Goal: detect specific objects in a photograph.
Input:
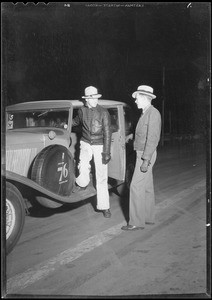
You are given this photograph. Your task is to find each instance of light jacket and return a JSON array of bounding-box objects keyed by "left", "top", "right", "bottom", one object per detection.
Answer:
[
  {"left": 72, "top": 104, "right": 112, "bottom": 154},
  {"left": 134, "top": 105, "right": 161, "bottom": 161}
]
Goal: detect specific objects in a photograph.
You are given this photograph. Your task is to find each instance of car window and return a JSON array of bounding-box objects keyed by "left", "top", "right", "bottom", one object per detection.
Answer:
[
  {"left": 107, "top": 108, "right": 119, "bottom": 133},
  {"left": 7, "top": 109, "right": 69, "bottom": 130},
  {"left": 123, "top": 106, "right": 135, "bottom": 135}
]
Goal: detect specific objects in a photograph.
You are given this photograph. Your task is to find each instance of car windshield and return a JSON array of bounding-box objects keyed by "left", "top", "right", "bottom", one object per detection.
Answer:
[{"left": 7, "top": 109, "right": 69, "bottom": 130}]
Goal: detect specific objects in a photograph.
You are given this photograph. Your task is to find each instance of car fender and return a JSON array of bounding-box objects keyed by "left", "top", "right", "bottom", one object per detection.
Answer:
[{"left": 5, "top": 170, "right": 77, "bottom": 204}]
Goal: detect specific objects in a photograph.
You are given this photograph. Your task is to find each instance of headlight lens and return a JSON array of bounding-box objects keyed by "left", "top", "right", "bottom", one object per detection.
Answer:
[{"left": 48, "top": 130, "right": 56, "bottom": 140}]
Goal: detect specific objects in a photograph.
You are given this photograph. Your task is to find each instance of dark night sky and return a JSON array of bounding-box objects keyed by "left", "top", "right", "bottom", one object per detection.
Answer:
[{"left": 2, "top": 2, "right": 210, "bottom": 135}]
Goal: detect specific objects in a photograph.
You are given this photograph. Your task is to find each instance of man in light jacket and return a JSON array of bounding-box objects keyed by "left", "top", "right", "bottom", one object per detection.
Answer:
[{"left": 122, "top": 85, "right": 161, "bottom": 230}]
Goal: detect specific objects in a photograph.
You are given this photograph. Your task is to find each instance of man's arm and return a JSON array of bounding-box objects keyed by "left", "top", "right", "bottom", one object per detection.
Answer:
[
  {"left": 140, "top": 110, "right": 161, "bottom": 172},
  {"left": 72, "top": 108, "right": 82, "bottom": 127},
  {"left": 102, "top": 110, "right": 112, "bottom": 164},
  {"left": 142, "top": 110, "right": 161, "bottom": 161}
]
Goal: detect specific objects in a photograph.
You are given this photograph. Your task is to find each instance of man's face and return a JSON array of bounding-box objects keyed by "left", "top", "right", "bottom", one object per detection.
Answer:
[
  {"left": 135, "top": 94, "right": 150, "bottom": 109},
  {"left": 86, "top": 97, "right": 99, "bottom": 108}
]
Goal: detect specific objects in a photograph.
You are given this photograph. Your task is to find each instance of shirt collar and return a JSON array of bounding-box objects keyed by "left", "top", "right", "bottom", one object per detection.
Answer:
[
  {"left": 87, "top": 104, "right": 99, "bottom": 111},
  {"left": 142, "top": 104, "right": 151, "bottom": 114}
]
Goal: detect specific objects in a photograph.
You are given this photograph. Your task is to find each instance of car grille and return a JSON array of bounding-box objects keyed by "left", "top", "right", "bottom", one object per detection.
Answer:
[{"left": 6, "top": 148, "right": 38, "bottom": 176}]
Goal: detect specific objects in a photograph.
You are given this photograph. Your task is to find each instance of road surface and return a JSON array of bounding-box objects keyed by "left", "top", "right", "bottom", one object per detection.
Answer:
[{"left": 3, "top": 143, "right": 209, "bottom": 298}]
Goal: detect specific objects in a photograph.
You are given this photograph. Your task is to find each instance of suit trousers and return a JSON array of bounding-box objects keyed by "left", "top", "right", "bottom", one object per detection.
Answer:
[
  {"left": 129, "top": 150, "right": 157, "bottom": 227},
  {"left": 76, "top": 140, "right": 110, "bottom": 210}
]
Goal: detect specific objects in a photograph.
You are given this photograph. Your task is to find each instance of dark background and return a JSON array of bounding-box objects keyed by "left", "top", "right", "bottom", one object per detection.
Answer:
[{"left": 2, "top": 2, "right": 210, "bottom": 138}]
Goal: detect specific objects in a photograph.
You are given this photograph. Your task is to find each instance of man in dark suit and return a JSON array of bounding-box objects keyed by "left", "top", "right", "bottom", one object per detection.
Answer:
[{"left": 122, "top": 85, "right": 161, "bottom": 230}]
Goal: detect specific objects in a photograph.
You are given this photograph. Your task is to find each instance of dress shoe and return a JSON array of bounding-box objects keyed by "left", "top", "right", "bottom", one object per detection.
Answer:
[
  {"left": 121, "top": 224, "right": 144, "bottom": 231},
  {"left": 103, "top": 209, "right": 111, "bottom": 218}
]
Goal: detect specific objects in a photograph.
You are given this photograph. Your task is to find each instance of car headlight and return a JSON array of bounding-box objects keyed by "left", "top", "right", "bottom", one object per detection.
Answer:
[{"left": 48, "top": 130, "right": 56, "bottom": 140}]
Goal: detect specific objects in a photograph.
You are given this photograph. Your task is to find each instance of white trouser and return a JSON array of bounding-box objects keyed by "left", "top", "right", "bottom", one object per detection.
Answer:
[{"left": 76, "top": 140, "right": 110, "bottom": 210}]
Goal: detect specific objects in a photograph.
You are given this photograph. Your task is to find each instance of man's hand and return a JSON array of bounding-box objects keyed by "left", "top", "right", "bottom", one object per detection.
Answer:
[
  {"left": 140, "top": 159, "right": 150, "bottom": 173},
  {"left": 102, "top": 153, "right": 111, "bottom": 165},
  {"left": 125, "top": 133, "right": 133, "bottom": 143}
]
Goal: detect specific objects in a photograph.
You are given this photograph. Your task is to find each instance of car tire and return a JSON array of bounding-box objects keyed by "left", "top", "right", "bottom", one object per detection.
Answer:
[
  {"left": 6, "top": 182, "right": 25, "bottom": 254},
  {"left": 31, "top": 145, "right": 75, "bottom": 208}
]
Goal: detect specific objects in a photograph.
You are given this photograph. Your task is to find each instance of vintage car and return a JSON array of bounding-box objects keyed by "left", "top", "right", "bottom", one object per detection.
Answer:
[{"left": 4, "top": 99, "right": 136, "bottom": 254}]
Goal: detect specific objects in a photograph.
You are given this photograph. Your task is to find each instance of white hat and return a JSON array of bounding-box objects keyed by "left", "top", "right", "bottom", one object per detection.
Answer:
[
  {"left": 82, "top": 86, "right": 102, "bottom": 99},
  {"left": 132, "top": 85, "right": 156, "bottom": 99}
]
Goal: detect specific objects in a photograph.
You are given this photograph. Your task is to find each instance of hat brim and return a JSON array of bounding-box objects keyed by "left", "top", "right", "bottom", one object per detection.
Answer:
[
  {"left": 82, "top": 94, "right": 102, "bottom": 99},
  {"left": 132, "top": 91, "right": 156, "bottom": 99}
]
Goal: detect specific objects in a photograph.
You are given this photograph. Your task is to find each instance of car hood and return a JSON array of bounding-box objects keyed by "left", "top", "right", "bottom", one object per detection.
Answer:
[{"left": 6, "top": 128, "right": 64, "bottom": 145}]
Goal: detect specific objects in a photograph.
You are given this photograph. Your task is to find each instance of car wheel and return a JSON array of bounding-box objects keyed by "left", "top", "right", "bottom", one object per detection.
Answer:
[
  {"left": 6, "top": 182, "right": 25, "bottom": 254},
  {"left": 31, "top": 145, "right": 75, "bottom": 208}
]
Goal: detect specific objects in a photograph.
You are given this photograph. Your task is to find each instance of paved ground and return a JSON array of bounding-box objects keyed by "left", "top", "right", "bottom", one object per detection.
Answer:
[{"left": 4, "top": 142, "right": 210, "bottom": 298}]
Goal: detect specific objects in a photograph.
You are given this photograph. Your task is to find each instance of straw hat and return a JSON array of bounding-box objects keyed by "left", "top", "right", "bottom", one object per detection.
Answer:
[
  {"left": 82, "top": 86, "right": 102, "bottom": 99},
  {"left": 132, "top": 85, "right": 156, "bottom": 99}
]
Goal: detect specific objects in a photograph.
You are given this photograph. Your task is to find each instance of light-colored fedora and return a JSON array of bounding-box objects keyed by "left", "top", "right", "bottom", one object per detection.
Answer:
[
  {"left": 82, "top": 86, "right": 102, "bottom": 99},
  {"left": 132, "top": 85, "right": 156, "bottom": 99}
]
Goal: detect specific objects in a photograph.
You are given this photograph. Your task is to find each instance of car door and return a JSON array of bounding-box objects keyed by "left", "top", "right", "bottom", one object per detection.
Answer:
[{"left": 106, "top": 105, "right": 126, "bottom": 181}]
